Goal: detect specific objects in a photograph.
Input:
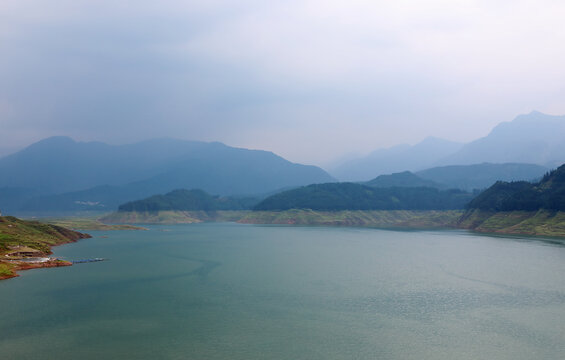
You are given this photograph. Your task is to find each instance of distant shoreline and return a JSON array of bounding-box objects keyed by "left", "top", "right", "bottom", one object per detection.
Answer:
[
  {"left": 4, "top": 208, "right": 565, "bottom": 281},
  {"left": 101, "top": 209, "right": 462, "bottom": 229},
  {"left": 99, "top": 209, "right": 565, "bottom": 238}
]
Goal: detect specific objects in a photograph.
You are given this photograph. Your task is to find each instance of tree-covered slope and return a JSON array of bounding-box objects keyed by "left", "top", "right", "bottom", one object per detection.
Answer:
[
  {"left": 254, "top": 183, "right": 474, "bottom": 211},
  {"left": 117, "top": 189, "right": 259, "bottom": 212},
  {"left": 467, "top": 164, "right": 565, "bottom": 211},
  {"left": 366, "top": 171, "right": 445, "bottom": 189}
]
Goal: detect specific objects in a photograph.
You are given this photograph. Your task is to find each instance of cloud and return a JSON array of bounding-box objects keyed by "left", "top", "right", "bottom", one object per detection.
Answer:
[{"left": 1, "top": 0, "right": 565, "bottom": 163}]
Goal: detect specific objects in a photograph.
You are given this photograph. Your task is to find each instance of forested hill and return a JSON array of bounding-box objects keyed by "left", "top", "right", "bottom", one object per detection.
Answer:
[
  {"left": 366, "top": 171, "right": 444, "bottom": 189},
  {"left": 253, "top": 183, "right": 474, "bottom": 211},
  {"left": 467, "top": 164, "right": 565, "bottom": 211},
  {"left": 118, "top": 189, "right": 259, "bottom": 212}
]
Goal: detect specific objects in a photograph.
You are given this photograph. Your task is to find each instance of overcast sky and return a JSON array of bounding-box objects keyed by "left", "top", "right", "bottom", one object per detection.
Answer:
[{"left": 1, "top": 0, "right": 565, "bottom": 165}]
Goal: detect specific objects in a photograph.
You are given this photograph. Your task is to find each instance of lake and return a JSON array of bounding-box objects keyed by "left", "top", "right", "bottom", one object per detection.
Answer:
[{"left": 1, "top": 223, "right": 565, "bottom": 359}]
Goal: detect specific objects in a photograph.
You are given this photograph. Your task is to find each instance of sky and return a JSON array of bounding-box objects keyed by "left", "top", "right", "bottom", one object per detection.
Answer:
[{"left": 1, "top": 0, "right": 565, "bottom": 166}]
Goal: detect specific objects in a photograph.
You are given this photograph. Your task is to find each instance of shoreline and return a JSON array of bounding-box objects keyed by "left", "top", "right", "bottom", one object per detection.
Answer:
[
  {"left": 100, "top": 209, "right": 565, "bottom": 238},
  {"left": 0, "top": 259, "right": 72, "bottom": 280},
  {"left": 0, "top": 216, "right": 91, "bottom": 281}
]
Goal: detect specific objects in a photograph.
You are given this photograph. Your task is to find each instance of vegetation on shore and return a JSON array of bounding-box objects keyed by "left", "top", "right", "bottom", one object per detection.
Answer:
[
  {"left": 239, "top": 209, "right": 464, "bottom": 228},
  {"left": 458, "top": 209, "right": 565, "bottom": 237},
  {"left": 101, "top": 208, "right": 463, "bottom": 228},
  {"left": 0, "top": 216, "right": 90, "bottom": 280},
  {"left": 37, "top": 217, "right": 145, "bottom": 230},
  {"left": 454, "top": 164, "right": 565, "bottom": 237},
  {"left": 100, "top": 210, "right": 249, "bottom": 224},
  {"left": 91, "top": 206, "right": 565, "bottom": 238},
  {"left": 101, "top": 164, "right": 565, "bottom": 237}
]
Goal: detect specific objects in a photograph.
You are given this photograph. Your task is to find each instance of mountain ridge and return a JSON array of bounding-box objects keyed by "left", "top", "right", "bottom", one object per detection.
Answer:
[
  {"left": 331, "top": 111, "right": 565, "bottom": 182},
  {"left": 330, "top": 136, "right": 463, "bottom": 181},
  {"left": 438, "top": 111, "right": 565, "bottom": 167},
  {"left": 0, "top": 137, "right": 334, "bottom": 214}
]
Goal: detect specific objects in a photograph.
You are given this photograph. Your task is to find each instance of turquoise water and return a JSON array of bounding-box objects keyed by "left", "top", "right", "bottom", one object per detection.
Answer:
[{"left": 2, "top": 223, "right": 565, "bottom": 359}]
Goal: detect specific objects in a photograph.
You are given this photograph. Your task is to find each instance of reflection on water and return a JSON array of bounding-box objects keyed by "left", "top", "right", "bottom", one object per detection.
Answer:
[{"left": 1, "top": 224, "right": 565, "bottom": 360}]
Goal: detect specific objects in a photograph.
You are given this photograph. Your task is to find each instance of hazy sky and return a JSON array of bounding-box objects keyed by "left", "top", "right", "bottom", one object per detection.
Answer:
[{"left": 2, "top": 0, "right": 565, "bottom": 165}]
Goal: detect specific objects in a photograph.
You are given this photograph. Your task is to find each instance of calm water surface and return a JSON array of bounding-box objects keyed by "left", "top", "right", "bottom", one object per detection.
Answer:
[{"left": 2, "top": 223, "right": 565, "bottom": 359}]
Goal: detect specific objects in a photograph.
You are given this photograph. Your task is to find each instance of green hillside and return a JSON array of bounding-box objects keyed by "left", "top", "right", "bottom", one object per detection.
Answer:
[
  {"left": 366, "top": 171, "right": 444, "bottom": 189},
  {"left": 0, "top": 216, "right": 90, "bottom": 254},
  {"left": 456, "top": 164, "right": 565, "bottom": 237},
  {"left": 467, "top": 164, "right": 565, "bottom": 211},
  {"left": 254, "top": 183, "right": 474, "bottom": 211},
  {"left": 117, "top": 189, "right": 259, "bottom": 212},
  {"left": 0, "top": 216, "right": 91, "bottom": 279}
]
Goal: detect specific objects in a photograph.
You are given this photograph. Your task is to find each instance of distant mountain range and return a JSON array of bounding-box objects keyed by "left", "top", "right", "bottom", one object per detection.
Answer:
[
  {"left": 331, "top": 137, "right": 463, "bottom": 181},
  {"left": 363, "top": 163, "right": 547, "bottom": 192},
  {"left": 439, "top": 111, "right": 565, "bottom": 167},
  {"left": 415, "top": 163, "right": 548, "bottom": 191},
  {"left": 105, "top": 163, "right": 545, "bottom": 215},
  {"left": 0, "top": 137, "right": 334, "bottom": 214},
  {"left": 2, "top": 110, "right": 564, "bottom": 214},
  {"left": 331, "top": 111, "right": 565, "bottom": 181}
]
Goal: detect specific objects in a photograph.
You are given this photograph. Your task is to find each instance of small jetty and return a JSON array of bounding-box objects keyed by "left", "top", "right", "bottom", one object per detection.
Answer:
[{"left": 71, "top": 258, "right": 106, "bottom": 264}]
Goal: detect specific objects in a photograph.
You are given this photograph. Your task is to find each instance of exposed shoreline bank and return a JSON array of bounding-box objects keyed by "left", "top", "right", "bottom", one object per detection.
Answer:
[
  {"left": 0, "top": 259, "right": 72, "bottom": 280},
  {"left": 0, "top": 216, "right": 91, "bottom": 280},
  {"left": 100, "top": 209, "right": 565, "bottom": 238}
]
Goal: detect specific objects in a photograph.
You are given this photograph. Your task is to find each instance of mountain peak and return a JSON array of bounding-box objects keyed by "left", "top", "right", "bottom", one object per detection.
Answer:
[
  {"left": 438, "top": 111, "right": 565, "bottom": 166},
  {"left": 512, "top": 110, "right": 565, "bottom": 123},
  {"left": 33, "top": 136, "right": 76, "bottom": 146}
]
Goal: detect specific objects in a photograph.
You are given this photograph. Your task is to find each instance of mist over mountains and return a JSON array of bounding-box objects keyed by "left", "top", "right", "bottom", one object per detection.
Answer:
[
  {"left": 415, "top": 163, "right": 548, "bottom": 191},
  {"left": 331, "top": 111, "right": 565, "bottom": 181},
  {"left": 331, "top": 137, "right": 463, "bottom": 182},
  {"left": 438, "top": 111, "right": 565, "bottom": 167},
  {"left": 0, "top": 137, "right": 334, "bottom": 214},
  {"left": 0, "top": 110, "right": 563, "bottom": 215}
]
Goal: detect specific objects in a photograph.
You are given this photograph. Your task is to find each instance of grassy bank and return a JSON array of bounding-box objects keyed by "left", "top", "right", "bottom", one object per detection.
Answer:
[
  {"left": 239, "top": 209, "right": 464, "bottom": 228},
  {"left": 458, "top": 209, "right": 565, "bottom": 237},
  {"left": 100, "top": 209, "right": 463, "bottom": 228},
  {"left": 100, "top": 210, "right": 250, "bottom": 224},
  {"left": 0, "top": 216, "right": 90, "bottom": 254},
  {"left": 37, "top": 216, "right": 145, "bottom": 230},
  {"left": 0, "top": 216, "right": 90, "bottom": 280},
  {"left": 98, "top": 208, "right": 565, "bottom": 237}
]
